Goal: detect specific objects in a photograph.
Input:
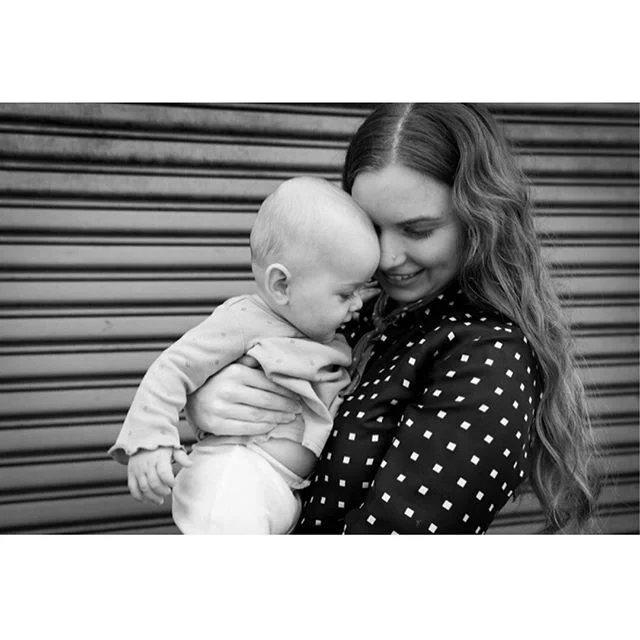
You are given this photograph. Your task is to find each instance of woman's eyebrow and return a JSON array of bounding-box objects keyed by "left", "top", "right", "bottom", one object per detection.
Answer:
[{"left": 397, "top": 215, "right": 443, "bottom": 225}]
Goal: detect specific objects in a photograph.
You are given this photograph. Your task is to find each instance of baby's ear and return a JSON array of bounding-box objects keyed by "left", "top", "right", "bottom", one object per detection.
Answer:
[{"left": 265, "top": 263, "right": 291, "bottom": 305}]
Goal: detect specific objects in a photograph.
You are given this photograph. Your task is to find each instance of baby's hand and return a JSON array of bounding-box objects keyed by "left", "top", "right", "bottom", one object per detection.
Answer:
[
  {"left": 358, "top": 280, "right": 381, "bottom": 304},
  {"left": 127, "top": 447, "right": 192, "bottom": 505}
]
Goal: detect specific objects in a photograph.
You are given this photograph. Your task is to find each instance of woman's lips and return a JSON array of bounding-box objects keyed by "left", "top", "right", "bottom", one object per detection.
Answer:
[{"left": 380, "top": 269, "right": 425, "bottom": 285}]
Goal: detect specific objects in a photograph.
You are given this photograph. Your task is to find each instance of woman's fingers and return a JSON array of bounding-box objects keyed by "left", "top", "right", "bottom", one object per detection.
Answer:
[
  {"left": 236, "top": 354, "right": 260, "bottom": 368},
  {"left": 193, "top": 365, "right": 301, "bottom": 414},
  {"left": 233, "top": 365, "right": 299, "bottom": 400},
  {"left": 186, "top": 360, "right": 302, "bottom": 435},
  {"left": 237, "top": 403, "right": 298, "bottom": 424},
  {"left": 230, "top": 386, "right": 301, "bottom": 415},
  {"left": 187, "top": 391, "right": 297, "bottom": 425}
]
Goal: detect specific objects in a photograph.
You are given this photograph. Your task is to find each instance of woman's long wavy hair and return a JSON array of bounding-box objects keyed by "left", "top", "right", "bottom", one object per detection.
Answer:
[{"left": 342, "top": 103, "right": 601, "bottom": 533}]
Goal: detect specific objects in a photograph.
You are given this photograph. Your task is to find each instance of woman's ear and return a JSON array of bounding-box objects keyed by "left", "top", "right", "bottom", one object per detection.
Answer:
[{"left": 265, "top": 263, "right": 291, "bottom": 305}]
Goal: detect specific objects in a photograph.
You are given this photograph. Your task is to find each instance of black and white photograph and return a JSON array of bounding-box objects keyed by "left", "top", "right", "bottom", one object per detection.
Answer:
[
  {"left": 1, "top": 102, "right": 637, "bottom": 536},
  {"left": 1, "top": 4, "right": 638, "bottom": 638}
]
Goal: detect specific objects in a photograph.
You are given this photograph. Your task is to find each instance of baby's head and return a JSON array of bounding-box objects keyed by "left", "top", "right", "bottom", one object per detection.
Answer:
[{"left": 251, "top": 177, "right": 380, "bottom": 343}]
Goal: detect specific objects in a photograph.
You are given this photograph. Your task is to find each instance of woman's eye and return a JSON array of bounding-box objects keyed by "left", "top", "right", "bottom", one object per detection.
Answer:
[{"left": 403, "top": 226, "right": 434, "bottom": 238}]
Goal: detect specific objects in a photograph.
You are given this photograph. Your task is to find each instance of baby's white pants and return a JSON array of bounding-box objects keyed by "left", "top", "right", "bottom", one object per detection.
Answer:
[{"left": 172, "top": 442, "right": 307, "bottom": 534}]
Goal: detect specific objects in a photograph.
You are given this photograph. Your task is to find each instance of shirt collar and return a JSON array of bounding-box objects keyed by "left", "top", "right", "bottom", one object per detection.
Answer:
[{"left": 371, "top": 280, "right": 464, "bottom": 330}]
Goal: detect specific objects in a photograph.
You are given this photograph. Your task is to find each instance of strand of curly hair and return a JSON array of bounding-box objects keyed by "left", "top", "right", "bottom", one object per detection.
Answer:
[{"left": 342, "top": 103, "right": 602, "bottom": 532}]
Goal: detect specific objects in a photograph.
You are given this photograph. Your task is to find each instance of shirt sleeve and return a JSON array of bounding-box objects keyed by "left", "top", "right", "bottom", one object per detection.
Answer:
[
  {"left": 108, "top": 305, "right": 246, "bottom": 464},
  {"left": 343, "top": 329, "right": 541, "bottom": 534}
]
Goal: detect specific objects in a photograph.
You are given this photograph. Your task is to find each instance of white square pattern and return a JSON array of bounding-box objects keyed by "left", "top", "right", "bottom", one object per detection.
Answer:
[{"left": 301, "top": 289, "right": 539, "bottom": 535}]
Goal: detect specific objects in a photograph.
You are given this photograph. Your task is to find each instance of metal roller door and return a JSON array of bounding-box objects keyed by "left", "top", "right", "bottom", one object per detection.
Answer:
[{"left": 0, "top": 103, "right": 637, "bottom": 534}]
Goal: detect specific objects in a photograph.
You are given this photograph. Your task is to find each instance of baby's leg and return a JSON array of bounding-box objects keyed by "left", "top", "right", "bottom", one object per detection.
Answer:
[{"left": 172, "top": 443, "right": 301, "bottom": 534}]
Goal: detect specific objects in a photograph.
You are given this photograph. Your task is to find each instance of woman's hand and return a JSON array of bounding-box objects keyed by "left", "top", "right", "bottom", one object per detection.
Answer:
[{"left": 185, "top": 356, "right": 302, "bottom": 436}]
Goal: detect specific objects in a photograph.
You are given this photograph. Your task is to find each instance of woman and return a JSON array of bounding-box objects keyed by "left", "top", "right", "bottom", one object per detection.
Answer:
[{"left": 186, "top": 103, "right": 601, "bottom": 534}]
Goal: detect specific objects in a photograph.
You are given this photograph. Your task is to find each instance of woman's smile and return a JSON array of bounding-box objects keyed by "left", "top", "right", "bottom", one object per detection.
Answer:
[
  {"left": 379, "top": 268, "right": 425, "bottom": 285},
  {"left": 352, "top": 164, "right": 461, "bottom": 305}
]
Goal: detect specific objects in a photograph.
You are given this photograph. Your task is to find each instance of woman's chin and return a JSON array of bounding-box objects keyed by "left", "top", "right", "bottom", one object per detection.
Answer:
[
  {"left": 382, "top": 280, "right": 428, "bottom": 304},
  {"left": 384, "top": 280, "right": 447, "bottom": 306}
]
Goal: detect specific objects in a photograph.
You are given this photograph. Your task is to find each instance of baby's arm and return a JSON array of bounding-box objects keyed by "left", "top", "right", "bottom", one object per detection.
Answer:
[{"left": 109, "top": 304, "right": 246, "bottom": 472}]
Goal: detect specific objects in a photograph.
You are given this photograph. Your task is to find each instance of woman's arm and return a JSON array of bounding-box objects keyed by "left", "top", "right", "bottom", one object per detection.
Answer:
[
  {"left": 185, "top": 356, "right": 303, "bottom": 436},
  {"left": 186, "top": 288, "right": 381, "bottom": 436},
  {"left": 342, "top": 331, "right": 541, "bottom": 534}
]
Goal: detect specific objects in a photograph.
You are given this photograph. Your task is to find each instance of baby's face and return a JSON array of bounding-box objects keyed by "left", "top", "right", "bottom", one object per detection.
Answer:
[{"left": 287, "top": 242, "right": 379, "bottom": 343}]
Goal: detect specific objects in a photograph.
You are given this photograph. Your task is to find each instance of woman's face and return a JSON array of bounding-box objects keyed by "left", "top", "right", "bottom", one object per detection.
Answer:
[{"left": 351, "top": 164, "right": 462, "bottom": 305}]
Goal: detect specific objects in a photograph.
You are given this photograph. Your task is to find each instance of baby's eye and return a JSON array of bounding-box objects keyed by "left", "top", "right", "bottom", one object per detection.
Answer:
[{"left": 338, "top": 292, "right": 353, "bottom": 302}]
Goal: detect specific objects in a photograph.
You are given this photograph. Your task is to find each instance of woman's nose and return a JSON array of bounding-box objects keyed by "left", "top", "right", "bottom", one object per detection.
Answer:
[{"left": 378, "top": 231, "right": 405, "bottom": 271}]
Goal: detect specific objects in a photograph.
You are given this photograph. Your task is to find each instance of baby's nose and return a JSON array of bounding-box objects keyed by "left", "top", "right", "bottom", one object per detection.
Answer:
[{"left": 350, "top": 295, "right": 364, "bottom": 312}]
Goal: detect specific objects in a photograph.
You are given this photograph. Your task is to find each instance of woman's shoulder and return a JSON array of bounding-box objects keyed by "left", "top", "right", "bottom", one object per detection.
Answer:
[
  {"left": 421, "top": 311, "right": 541, "bottom": 395},
  {"left": 419, "top": 300, "right": 538, "bottom": 368},
  {"left": 436, "top": 309, "right": 528, "bottom": 344}
]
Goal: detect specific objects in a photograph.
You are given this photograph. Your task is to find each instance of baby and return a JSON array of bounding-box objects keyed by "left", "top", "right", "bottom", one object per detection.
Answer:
[{"left": 109, "top": 177, "right": 380, "bottom": 534}]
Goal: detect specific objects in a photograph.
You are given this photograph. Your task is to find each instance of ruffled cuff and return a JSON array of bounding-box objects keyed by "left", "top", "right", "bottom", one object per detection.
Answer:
[{"left": 108, "top": 440, "right": 186, "bottom": 465}]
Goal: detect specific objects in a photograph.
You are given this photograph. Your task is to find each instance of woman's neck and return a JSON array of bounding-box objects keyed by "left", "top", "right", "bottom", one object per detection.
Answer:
[{"left": 383, "top": 279, "right": 458, "bottom": 314}]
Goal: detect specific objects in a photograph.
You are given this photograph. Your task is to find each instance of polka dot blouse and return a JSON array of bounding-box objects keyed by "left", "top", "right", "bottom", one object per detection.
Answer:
[{"left": 295, "top": 281, "right": 542, "bottom": 535}]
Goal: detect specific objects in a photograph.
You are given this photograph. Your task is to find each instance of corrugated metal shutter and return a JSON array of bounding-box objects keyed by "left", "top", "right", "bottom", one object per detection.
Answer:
[{"left": 0, "top": 103, "right": 637, "bottom": 534}]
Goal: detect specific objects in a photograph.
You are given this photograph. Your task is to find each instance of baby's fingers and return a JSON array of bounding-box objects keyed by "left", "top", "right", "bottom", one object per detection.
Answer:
[
  {"left": 359, "top": 284, "right": 381, "bottom": 304},
  {"left": 136, "top": 471, "right": 166, "bottom": 505},
  {"left": 172, "top": 449, "right": 193, "bottom": 469},
  {"left": 155, "top": 457, "right": 177, "bottom": 489},
  {"left": 128, "top": 474, "right": 144, "bottom": 502},
  {"left": 147, "top": 467, "right": 172, "bottom": 499}
]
